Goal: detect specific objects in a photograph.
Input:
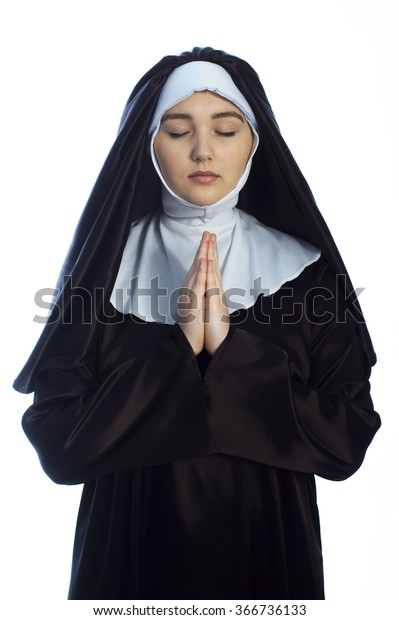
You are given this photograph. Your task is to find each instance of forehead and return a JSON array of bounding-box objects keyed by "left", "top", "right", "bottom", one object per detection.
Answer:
[{"left": 162, "top": 90, "right": 244, "bottom": 117}]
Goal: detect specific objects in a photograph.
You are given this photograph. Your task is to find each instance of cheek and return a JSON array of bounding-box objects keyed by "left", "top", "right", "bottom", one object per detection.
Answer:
[
  {"left": 153, "top": 139, "right": 163, "bottom": 164},
  {"left": 154, "top": 137, "right": 185, "bottom": 177},
  {"left": 239, "top": 139, "right": 254, "bottom": 171},
  {"left": 154, "top": 142, "right": 171, "bottom": 177},
  {"left": 230, "top": 145, "right": 252, "bottom": 178}
]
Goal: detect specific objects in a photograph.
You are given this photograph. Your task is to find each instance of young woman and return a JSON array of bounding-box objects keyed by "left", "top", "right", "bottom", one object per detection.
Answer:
[{"left": 14, "top": 47, "right": 381, "bottom": 600}]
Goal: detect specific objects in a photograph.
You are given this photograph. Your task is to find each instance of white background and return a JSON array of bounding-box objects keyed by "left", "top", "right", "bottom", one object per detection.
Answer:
[{"left": 1, "top": 1, "right": 398, "bottom": 618}]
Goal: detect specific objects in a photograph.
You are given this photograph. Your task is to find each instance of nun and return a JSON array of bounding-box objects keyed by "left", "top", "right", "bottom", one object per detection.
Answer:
[{"left": 14, "top": 47, "right": 381, "bottom": 600}]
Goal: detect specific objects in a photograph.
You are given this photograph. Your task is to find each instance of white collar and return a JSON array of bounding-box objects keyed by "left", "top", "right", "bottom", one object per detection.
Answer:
[{"left": 110, "top": 199, "right": 321, "bottom": 324}]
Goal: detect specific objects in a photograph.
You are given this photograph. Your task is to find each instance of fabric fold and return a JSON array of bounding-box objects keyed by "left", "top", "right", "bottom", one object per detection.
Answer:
[
  {"left": 110, "top": 207, "right": 321, "bottom": 323},
  {"left": 23, "top": 257, "right": 380, "bottom": 485}
]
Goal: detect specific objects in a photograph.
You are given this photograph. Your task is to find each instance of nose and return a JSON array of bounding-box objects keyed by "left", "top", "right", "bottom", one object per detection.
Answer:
[{"left": 191, "top": 132, "right": 213, "bottom": 162}]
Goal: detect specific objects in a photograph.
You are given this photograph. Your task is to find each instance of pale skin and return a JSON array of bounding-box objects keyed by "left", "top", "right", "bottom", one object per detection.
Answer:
[
  {"left": 153, "top": 91, "right": 254, "bottom": 356},
  {"left": 177, "top": 230, "right": 230, "bottom": 356}
]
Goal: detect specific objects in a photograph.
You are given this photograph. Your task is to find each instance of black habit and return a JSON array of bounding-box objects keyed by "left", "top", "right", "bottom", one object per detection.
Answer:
[{"left": 14, "top": 47, "right": 381, "bottom": 600}]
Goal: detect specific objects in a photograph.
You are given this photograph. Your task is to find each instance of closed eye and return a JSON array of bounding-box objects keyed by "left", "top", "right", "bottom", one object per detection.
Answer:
[{"left": 168, "top": 132, "right": 190, "bottom": 139}]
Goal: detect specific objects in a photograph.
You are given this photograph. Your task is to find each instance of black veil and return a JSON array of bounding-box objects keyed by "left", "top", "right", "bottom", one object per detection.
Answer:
[{"left": 14, "top": 46, "right": 375, "bottom": 393}]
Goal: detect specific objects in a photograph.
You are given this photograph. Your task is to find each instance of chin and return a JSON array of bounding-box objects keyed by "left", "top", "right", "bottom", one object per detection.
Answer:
[{"left": 185, "top": 192, "right": 226, "bottom": 206}]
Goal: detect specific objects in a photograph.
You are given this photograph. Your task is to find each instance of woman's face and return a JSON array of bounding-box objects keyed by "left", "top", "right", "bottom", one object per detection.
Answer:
[{"left": 153, "top": 90, "right": 254, "bottom": 206}]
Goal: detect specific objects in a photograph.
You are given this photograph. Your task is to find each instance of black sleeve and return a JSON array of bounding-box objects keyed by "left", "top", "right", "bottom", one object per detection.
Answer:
[
  {"left": 22, "top": 261, "right": 380, "bottom": 485},
  {"left": 202, "top": 261, "right": 381, "bottom": 481},
  {"left": 22, "top": 323, "right": 213, "bottom": 485}
]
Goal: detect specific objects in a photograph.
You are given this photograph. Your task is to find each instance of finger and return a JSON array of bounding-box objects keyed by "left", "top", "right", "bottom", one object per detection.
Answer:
[
  {"left": 207, "top": 244, "right": 223, "bottom": 293},
  {"left": 199, "top": 231, "right": 211, "bottom": 257},
  {"left": 212, "top": 233, "right": 219, "bottom": 262},
  {"left": 206, "top": 258, "right": 215, "bottom": 289},
  {"left": 179, "top": 258, "right": 206, "bottom": 320},
  {"left": 208, "top": 234, "right": 222, "bottom": 274},
  {"left": 187, "top": 236, "right": 208, "bottom": 283},
  {"left": 206, "top": 258, "right": 220, "bottom": 294},
  {"left": 195, "top": 257, "right": 208, "bottom": 285},
  {"left": 184, "top": 232, "right": 211, "bottom": 293},
  {"left": 209, "top": 233, "right": 216, "bottom": 249},
  {"left": 205, "top": 259, "right": 229, "bottom": 324},
  {"left": 190, "top": 231, "right": 209, "bottom": 263},
  {"left": 186, "top": 256, "right": 207, "bottom": 291},
  {"left": 206, "top": 235, "right": 215, "bottom": 265},
  {"left": 192, "top": 233, "right": 209, "bottom": 264}
]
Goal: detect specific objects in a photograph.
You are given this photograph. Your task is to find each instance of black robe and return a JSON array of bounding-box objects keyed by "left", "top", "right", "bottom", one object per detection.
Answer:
[
  {"left": 22, "top": 256, "right": 380, "bottom": 599},
  {"left": 14, "top": 45, "right": 380, "bottom": 601}
]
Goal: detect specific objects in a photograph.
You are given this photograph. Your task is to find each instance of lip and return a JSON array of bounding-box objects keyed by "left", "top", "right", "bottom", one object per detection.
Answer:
[{"left": 188, "top": 170, "right": 220, "bottom": 184}]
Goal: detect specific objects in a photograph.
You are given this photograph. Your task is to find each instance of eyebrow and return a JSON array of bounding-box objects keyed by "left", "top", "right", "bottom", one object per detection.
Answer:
[{"left": 161, "top": 111, "right": 245, "bottom": 123}]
